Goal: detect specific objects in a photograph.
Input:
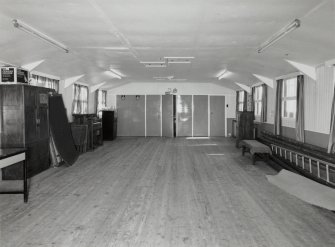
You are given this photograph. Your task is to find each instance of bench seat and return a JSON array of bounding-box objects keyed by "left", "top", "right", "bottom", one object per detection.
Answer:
[{"left": 240, "top": 140, "right": 272, "bottom": 165}]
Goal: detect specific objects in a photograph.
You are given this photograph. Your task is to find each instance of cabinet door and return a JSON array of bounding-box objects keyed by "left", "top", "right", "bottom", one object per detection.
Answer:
[
  {"left": 146, "top": 95, "right": 161, "bottom": 136},
  {"left": 177, "top": 95, "right": 192, "bottom": 136},
  {"left": 210, "top": 96, "right": 225, "bottom": 137},
  {"left": 117, "top": 95, "right": 145, "bottom": 136},
  {"left": 0, "top": 85, "right": 24, "bottom": 147},
  {"left": 162, "top": 95, "right": 173, "bottom": 137},
  {"left": 193, "top": 95, "right": 208, "bottom": 137}
]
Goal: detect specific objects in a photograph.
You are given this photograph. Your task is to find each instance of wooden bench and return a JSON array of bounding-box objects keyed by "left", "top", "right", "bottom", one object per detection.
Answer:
[{"left": 240, "top": 140, "right": 272, "bottom": 165}]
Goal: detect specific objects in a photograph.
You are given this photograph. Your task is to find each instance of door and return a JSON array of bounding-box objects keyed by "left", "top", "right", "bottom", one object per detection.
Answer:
[
  {"left": 177, "top": 95, "right": 192, "bottom": 136},
  {"left": 162, "top": 95, "right": 173, "bottom": 137},
  {"left": 146, "top": 95, "right": 161, "bottom": 136},
  {"left": 117, "top": 95, "right": 145, "bottom": 136},
  {"left": 193, "top": 95, "right": 208, "bottom": 136},
  {"left": 210, "top": 96, "right": 225, "bottom": 136}
]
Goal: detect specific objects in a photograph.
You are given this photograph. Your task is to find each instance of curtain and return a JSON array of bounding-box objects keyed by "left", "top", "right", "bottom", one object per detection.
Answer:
[
  {"left": 236, "top": 91, "right": 239, "bottom": 112},
  {"left": 261, "top": 84, "right": 267, "bottom": 122},
  {"left": 243, "top": 90, "right": 248, "bottom": 111},
  {"left": 328, "top": 82, "right": 335, "bottom": 153},
  {"left": 95, "top": 90, "right": 99, "bottom": 114},
  {"left": 80, "top": 86, "right": 88, "bottom": 114},
  {"left": 251, "top": 87, "right": 255, "bottom": 112},
  {"left": 274, "top": 79, "right": 283, "bottom": 135},
  {"left": 296, "top": 75, "right": 305, "bottom": 142},
  {"left": 72, "top": 84, "right": 81, "bottom": 114}
]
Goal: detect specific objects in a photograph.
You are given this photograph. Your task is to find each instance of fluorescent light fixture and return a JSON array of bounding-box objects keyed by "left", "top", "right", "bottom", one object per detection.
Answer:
[
  {"left": 257, "top": 19, "right": 301, "bottom": 53},
  {"left": 105, "top": 70, "right": 122, "bottom": 79},
  {"left": 140, "top": 61, "right": 167, "bottom": 68},
  {"left": 217, "top": 69, "right": 227, "bottom": 80},
  {"left": 164, "top": 57, "right": 195, "bottom": 59},
  {"left": 13, "top": 19, "right": 69, "bottom": 53},
  {"left": 109, "top": 68, "right": 123, "bottom": 78},
  {"left": 167, "top": 61, "right": 191, "bottom": 64},
  {"left": 164, "top": 56, "right": 194, "bottom": 64}
]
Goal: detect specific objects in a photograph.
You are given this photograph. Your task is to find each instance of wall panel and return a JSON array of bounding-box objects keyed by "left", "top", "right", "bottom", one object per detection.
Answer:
[
  {"left": 193, "top": 95, "right": 208, "bottom": 136},
  {"left": 177, "top": 95, "right": 192, "bottom": 136},
  {"left": 146, "top": 95, "right": 161, "bottom": 136}
]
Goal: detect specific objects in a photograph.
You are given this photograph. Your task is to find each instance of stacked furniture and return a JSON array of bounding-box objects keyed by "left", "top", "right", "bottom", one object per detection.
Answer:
[{"left": 72, "top": 114, "right": 103, "bottom": 150}]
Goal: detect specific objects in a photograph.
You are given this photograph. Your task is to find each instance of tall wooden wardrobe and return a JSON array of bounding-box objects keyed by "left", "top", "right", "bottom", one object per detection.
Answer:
[{"left": 0, "top": 84, "right": 52, "bottom": 179}]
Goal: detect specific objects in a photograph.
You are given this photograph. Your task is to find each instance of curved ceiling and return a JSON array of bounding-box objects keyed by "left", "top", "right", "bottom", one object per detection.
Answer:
[{"left": 0, "top": 0, "right": 334, "bottom": 90}]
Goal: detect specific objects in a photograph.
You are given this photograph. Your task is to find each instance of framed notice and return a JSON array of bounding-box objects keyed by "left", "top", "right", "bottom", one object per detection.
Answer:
[
  {"left": 17, "top": 69, "right": 29, "bottom": 83},
  {"left": 1, "top": 67, "right": 15, "bottom": 82}
]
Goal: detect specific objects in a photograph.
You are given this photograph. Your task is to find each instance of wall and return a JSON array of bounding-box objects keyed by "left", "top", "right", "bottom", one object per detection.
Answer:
[{"left": 259, "top": 64, "right": 335, "bottom": 149}]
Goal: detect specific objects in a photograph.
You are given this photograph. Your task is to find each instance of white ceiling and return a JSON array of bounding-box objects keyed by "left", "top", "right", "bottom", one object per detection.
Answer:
[{"left": 0, "top": 0, "right": 334, "bottom": 90}]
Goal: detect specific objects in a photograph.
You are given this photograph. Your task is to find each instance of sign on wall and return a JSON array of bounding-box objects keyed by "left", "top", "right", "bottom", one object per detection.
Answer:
[
  {"left": 1, "top": 67, "right": 15, "bottom": 82},
  {"left": 17, "top": 69, "right": 29, "bottom": 83}
]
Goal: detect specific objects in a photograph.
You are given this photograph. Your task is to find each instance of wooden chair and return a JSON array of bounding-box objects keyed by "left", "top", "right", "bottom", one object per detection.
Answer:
[{"left": 71, "top": 124, "right": 88, "bottom": 153}]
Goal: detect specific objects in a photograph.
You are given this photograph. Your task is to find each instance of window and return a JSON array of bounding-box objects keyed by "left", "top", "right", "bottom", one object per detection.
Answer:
[
  {"left": 238, "top": 91, "right": 245, "bottom": 111},
  {"left": 97, "top": 90, "right": 107, "bottom": 118},
  {"left": 282, "top": 77, "right": 297, "bottom": 119},
  {"left": 72, "top": 84, "right": 88, "bottom": 114},
  {"left": 254, "top": 86, "right": 263, "bottom": 116},
  {"left": 32, "top": 74, "right": 59, "bottom": 92}
]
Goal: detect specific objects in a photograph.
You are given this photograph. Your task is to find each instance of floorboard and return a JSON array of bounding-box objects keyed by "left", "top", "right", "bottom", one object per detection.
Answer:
[{"left": 1, "top": 137, "right": 335, "bottom": 247}]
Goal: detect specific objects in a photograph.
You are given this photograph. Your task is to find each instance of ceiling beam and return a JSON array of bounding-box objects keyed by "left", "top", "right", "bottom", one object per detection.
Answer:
[
  {"left": 21, "top": 59, "right": 45, "bottom": 71},
  {"left": 285, "top": 59, "right": 316, "bottom": 81},
  {"left": 90, "top": 82, "right": 106, "bottom": 93},
  {"left": 235, "top": 82, "right": 251, "bottom": 94},
  {"left": 64, "top": 74, "right": 85, "bottom": 88},
  {"left": 253, "top": 74, "right": 274, "bottom": 88}
]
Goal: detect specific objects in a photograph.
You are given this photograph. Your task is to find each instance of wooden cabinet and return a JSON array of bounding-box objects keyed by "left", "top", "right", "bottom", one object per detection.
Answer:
[
  {"left": 0, "top": 84, "right": 52, "bottom": 179},
  {"left": 102, "top": 111, "right": 117, "bottom": 140},
  {"left": 235, "top": 111, "right": 254, "bottom": 147}
]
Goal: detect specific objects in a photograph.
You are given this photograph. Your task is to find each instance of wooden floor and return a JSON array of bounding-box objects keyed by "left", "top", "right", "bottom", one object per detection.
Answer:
[{"left": 1, "top": 137, "right": 335, "bottom": 247}]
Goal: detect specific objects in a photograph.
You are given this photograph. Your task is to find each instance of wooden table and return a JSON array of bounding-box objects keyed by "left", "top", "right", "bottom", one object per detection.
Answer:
[{"left": 0, "top": 148, "right": 28, "bottom": 202}]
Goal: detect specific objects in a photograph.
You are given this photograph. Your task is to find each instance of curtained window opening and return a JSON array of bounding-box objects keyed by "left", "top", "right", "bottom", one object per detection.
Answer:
[
  {"left": 282, "top": 77, "right": 297, "bottom": 119},
  {"left": 72, "top": 84, "right": 88, "bottom": 114},
  {"left": 31, "top": 74, "right": 59, "bottom": 92},
  {"left": 97, "top": 90, "right": 107, "bottom": 118},
  {"left": 237, "top": 91, "right": 245, "bottom": 111},
  {"left": 253, "top": 86, "right": 263, "bottom": 117}
]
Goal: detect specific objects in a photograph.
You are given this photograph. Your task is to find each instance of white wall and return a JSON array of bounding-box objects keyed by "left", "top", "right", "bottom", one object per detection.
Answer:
[
  {"left": 106, "top": 82, "right": 236, "bottom": 118},
  {"left": 304, "top": 64, "right": 334, "bottom": 134}
]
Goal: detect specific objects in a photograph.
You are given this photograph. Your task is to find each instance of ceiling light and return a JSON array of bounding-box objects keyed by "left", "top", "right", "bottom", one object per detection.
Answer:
[
  {"left": 140, "top": 61, "right": 166, "bottom": 68},
  {"left": 13, "top": 19, "right": 69, "bottom": 53},
  {"left": 105, "top": 70, "right": 122, "bottom": 79},
  {"left": 109, "top": 68, "right": 123, "bottom": 77},
  {"left": 257, "top": 19, "right": 301, "bottom": 53},
  {"left": 217, "top": 69, "right": 227, "bottom": 80},
  {"left": 164, "top": 57, "right": 195, "bottom": 59},
  {"left": 167, "top": 61, "right": 191, "bottom": 64}
]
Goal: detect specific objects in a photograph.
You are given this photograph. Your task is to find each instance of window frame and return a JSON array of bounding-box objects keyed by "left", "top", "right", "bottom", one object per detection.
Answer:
[
  {"left": 237, "top": 91, "right": 245, "bottom": 111},
  {"left": 253, "top": 85, "right": 263, "bottom": 117},
  {"left": 31, "top": 74, "right": 59, "bottom": 92},
  {"left": 281, "top": 77, "right": 297, "bottom": 120},
  {"left": 72, "top": 83, "right": 89, "bottom": 114},
  {"left": 97, "top": 90, "right": 107, "bottom": 118}
]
